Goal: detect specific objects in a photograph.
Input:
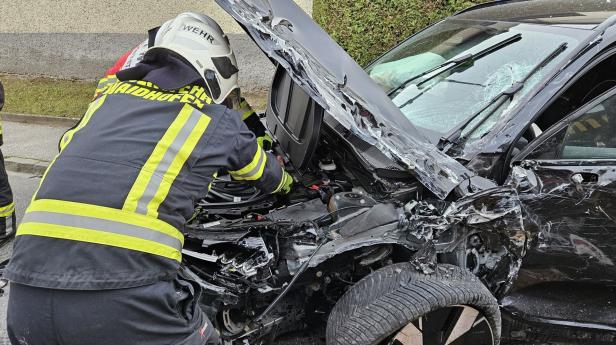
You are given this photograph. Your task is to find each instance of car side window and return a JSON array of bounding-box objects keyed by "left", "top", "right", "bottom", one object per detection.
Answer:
[
  {"left": 527, "top": 92, "right": 616, "bottom": 160},
  {"left": 531, "top": 51, "right": 616, "bottom": 133},
  {"left": 561, "top": 100, "right": 616, "bottom": 159}
]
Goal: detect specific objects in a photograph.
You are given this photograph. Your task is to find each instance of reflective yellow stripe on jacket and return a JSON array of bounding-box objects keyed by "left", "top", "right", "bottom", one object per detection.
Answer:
[
  {"left": 0, "top": 202, "right": 14, "bottom": 217},
  {"left": 94, "top": 75, "right": 118, "bottom": 95},
  {"left": 60, "top": 95, "right": 107, "bottom": 151},
  {"left": 229, "top": 146, "right": 268, "bottom": 181},
  {"left": 123, "top": 104, "right": 211, "bottom": 218},
  {"left": 239, "top": 100, "right": 255, "bottom": 121},
  {"left": 273, "top": 169, "right": 293, "bottom": 194},
  {"left": 17, "top": 199, "right": 183, "bottom": 261}
]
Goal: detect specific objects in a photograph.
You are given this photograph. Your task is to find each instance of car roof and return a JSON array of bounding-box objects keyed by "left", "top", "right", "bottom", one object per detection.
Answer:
[{"left": 456, "top": 0, "right": 616, "bottom": 29}]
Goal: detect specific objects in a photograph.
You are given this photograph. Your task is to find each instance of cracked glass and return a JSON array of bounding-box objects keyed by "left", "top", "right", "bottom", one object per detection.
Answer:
[{"left": 368, "top": 19, "right": 584, "bottom": 144}]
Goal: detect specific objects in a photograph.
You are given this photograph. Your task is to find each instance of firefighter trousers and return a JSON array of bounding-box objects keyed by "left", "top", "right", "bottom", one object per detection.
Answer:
[
  {"left": 0, "top": 149, "right": 15, "bottom": 238},
  {"left": 7, "top": 273, "right": 221, "bottom": 345}
]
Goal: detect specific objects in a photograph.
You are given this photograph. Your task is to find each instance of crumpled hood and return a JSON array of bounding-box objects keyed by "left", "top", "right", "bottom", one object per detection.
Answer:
[{"left": 216, "top": 0, "right": 492, "bottom": 199}]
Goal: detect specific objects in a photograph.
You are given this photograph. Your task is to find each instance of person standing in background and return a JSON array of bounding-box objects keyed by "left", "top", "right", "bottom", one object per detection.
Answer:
[{"left": 0, "top": 80, "right": 16, "bottom": 244}]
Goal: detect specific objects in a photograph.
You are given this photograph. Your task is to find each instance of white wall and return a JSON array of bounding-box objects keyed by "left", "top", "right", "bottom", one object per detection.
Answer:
[
  {"left": 0, "top": 0, "right": 313, "bottom": 90},
  {"left": 0, "top": 0, "right": 313, "bottom": 34}
]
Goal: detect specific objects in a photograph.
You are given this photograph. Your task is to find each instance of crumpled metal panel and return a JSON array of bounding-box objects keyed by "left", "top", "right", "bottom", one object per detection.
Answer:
[
  {"left": 511, "top": 163, "right": 616, "bottom": 265},
  {"left": 215, "top": 0, "right": 492, "bottom": 199},
  {"left": 405, "top": 186, "right": 527, "bottom": 294}
]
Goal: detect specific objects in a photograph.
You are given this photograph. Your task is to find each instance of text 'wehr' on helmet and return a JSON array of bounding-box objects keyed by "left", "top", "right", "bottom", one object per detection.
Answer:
[{"left": 148, "top": 12, "right": 240, "bottom": 104}]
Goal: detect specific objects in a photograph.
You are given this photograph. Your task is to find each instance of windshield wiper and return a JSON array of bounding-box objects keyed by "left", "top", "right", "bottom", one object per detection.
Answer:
[
  {"left": 437, "top": 42, "right": 568, "bottom": 152},
  {"left": 388, "top": 33, "right": 522, "bottom": 96}
]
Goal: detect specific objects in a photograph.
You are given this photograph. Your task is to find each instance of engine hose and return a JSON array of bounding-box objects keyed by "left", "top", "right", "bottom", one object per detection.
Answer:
[
  {"left": 246, "top": 189, "right": 261, "bottom": 201},
  {"left": 197, "top": 193, "right": 272, "bottom": 208},
  {"left": 207, "top": 189, "right": 235, "bottom": 202},
  {"left": 206, "top": 178, "right": 261, "bottom": 203},
  {"left": 206, "top": 189, "right": 263, "bottom": 203},
  {"left": 216, "top": 185, "right": 253, "bottom": 195}
]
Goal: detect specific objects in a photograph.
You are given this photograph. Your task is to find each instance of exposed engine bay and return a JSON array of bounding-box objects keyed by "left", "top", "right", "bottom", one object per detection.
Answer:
[
  {"left": 180, "top": 116, "right": 522, "bottom": 344},
  {"left": 172, "top": 9, "right": 529, "bottom": 339},
  {"left": 182, "top": 126, "right": 408, "bottom": 342}
]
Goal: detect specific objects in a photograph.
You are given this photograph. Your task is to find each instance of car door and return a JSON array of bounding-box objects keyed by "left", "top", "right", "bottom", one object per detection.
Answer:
[{"left": 510, "top": 86, "right": 616, "bottom": 284}]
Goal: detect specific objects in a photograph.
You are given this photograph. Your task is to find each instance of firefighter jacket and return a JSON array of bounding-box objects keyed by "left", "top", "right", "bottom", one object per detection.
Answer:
[
  {"left": 95, "top": 39, "right": 270, "bottom": 146},
  {"left": 95, "top": 75, "right": 268, "bottom": 148},
  {"left": 5, "top": 79, "right": 291, "bottom": 290},
  {"left": 238, "top": 98, "right": 273, "bottom": 149}
]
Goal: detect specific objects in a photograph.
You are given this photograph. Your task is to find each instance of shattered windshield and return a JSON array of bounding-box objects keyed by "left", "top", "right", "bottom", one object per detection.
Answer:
[{"left": 367, "top": 19, "right": 587, "bottom": 145}]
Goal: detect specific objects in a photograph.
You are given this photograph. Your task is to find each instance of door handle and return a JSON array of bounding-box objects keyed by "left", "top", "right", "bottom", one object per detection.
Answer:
[{"left": 571, "top": 172, "right": 599, "bottom": 184}]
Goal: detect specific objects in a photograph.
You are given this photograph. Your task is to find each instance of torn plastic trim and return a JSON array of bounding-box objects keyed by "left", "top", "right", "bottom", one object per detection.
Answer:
[{"left": 216, "top": 0, "right": 493, "bottom": 199}]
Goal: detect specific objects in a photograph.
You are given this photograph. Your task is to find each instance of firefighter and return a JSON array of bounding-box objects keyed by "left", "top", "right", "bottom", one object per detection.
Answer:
[
  {"left": 5, "top": 12, "right": 293, "bottom": 345},
  {"left": 97, "top": 21, "right": 273, "bottom": 150},
  {"left": 0, "top": 80, "right": 15, "bottom": 244}
]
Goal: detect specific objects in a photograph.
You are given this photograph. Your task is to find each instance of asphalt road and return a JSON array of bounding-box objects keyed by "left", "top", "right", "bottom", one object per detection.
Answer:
[{"left": 3, "top": 122, "right": 67, "bottom": 162}]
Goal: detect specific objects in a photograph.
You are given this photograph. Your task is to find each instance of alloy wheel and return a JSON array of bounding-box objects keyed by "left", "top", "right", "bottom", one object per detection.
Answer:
[{"left": 385, "top": 305, "right": 495, "bottom": 345}]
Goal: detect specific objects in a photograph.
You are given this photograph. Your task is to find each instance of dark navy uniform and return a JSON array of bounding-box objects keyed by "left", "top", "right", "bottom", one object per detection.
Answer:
[
  {"left": 5, "top": 54, "right": 292, "bottom": 345},
  {"left": 0, "top": 80, "right": 15, "bottom": 241},
  {"left": 238, "top": 98, "right": 273, "bottom": 149},
  {"left": 98, "top": 38, "right": 272, "bottom": 149}
]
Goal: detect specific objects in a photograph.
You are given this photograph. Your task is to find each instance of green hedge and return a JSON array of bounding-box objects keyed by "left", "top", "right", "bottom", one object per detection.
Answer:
[{"left": 313, "top": 0, "right": 488, "bottom": 66}]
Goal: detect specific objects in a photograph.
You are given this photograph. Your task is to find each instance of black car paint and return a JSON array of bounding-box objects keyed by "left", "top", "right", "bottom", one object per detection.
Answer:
[
  {"left": 214, "top": 0, "right": 490, "bottom": 200},
  {"left": 209, "top": 0, "right": 616, "bottom": 343},
  {"left": 496, "top": 85, "right": 616, "bottom": 338},
  {"left": 456, "top": 0, "right": 616, "bottom": 26}
]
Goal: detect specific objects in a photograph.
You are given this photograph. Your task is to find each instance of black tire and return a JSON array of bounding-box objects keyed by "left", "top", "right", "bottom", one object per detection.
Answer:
[{"left": 327, "top": 263, "right": 501, "bottom": 345}]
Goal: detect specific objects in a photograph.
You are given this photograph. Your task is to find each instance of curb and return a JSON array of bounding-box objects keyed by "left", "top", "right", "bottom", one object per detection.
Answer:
[
  {"left": 2, "top": 113, "right": 77, "bottom": 127},
  {"left": 5, "top": 156, "right": 48, "bottom": 176}
]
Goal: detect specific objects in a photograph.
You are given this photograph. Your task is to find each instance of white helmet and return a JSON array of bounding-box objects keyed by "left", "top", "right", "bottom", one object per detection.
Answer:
[{"left": 148, "top": 12, "right": 240, "bottom": 104}]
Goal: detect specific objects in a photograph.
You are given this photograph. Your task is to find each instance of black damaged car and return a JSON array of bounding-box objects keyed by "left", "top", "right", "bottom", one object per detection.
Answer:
[{"left": 107, "top": 1, "right": 616, "bottom": 344}]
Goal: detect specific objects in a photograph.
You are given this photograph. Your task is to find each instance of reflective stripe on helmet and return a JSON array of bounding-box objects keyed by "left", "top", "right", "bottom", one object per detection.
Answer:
[
  {"left": 18, "top": 199, "right": 183, "bottom": 261},
  {"left": 212, "top": 56, "right": 239, "bottom": 79},
  {"left": 123, "top": 104, "right": 210, "bottom": 218}
]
